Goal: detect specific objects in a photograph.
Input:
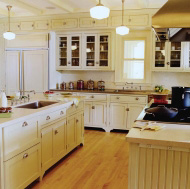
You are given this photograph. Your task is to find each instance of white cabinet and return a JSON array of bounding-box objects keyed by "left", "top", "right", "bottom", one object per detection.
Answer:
[
  {"left": 56, "top": 34, "right": 82, "bottom": 69},
  {"left": 4, "top": 144, "right": 40, "bottom": 189},
  {"left": 52, "top": 19, "right": 78, "bottom": 29},
  {"left": 83, "top": 33, "right": 111, "bottom": 70},
  {"left": 76, "top": 111, "right": 84, "bottom": 145},
  {"left": 79, "top": 18, "right": 108, "bottom": 28},
  {"left": 109, "top": 103, "right": 128, "bottom": 130},
  {"left": 20, "top": 21, "right": 34, "bottom": 31},
  {"left": 35, "top": 20, "right": 49, "bottom": 30},
  {"left": 84, "top": 102, "right": 107, "bottom": 128}
]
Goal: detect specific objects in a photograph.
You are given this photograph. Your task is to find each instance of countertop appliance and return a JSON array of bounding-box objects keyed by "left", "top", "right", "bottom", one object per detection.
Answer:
[
  {"left": 87, "top": 79, "right": 94, "bottom": 90},
  {"left": 97, "top": 80, "right": 105, "bottom": 90},
  {"left": 77, "top": 80, "right": 84, "bottom": 90},
  {"left": 69, "top": 82, "right": 74, "bottom": 90}
]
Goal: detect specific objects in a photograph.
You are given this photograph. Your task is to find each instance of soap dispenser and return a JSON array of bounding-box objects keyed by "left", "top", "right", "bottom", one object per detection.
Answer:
[{"left": 1, "top": 91, "right": 7, "bottom": 107}]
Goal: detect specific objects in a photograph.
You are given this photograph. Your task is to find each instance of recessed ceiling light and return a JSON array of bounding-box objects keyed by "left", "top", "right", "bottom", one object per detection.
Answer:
[{"left": 46, "top": 7, "right": 56, "bottom": 10}]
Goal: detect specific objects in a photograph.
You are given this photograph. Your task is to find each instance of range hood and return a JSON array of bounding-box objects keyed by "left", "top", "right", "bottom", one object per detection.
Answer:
[{"left": 152, "top": 0, "right": 190, "bottom": 41}]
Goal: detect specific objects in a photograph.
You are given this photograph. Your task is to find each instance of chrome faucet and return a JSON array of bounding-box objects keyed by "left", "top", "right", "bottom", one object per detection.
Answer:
[{"left": 125, "top": 82, "right": 133, "bottom": 89}]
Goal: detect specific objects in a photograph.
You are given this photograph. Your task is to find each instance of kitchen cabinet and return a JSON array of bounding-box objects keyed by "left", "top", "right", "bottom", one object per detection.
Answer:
[
  {"left": 83, "top": 33, "right": 111, "bottom": 70},
  {"left": 20, "top": 21, "right": 34, "bottom": 31},
  {"left": 76, "top": 111, "right": 84, "bottom": 145},
  {"left": 56, "top": 34, "right": 82, "bottom": 69},
  {"left": 79, "top": 18, "right": 108, "bottom": 28},
  {"left": 6, "top": 50, "right": 48, "bottom": 95},
  {"left": 35, "top": 20, "right": 49, "bottom": 30},
  {"left": 9, "top": 22, "right": 20, "bottom": 31},
  {"left": 84, "top": 101, "right": 107, "bottom": 128},
  {"left": 52, "top": 19, "right": 78, "bottom": 29}
]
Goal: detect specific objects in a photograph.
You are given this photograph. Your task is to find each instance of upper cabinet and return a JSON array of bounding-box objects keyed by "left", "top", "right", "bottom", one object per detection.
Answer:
[
  {"left": 52, "top": 19, "right": 78, "bottom": 29},
  {"left": 57, "top": 34, "right": 82, "bottom": 69},
  {"left": 79, "top": 18, "right": 108, "bottom": 28},
  {"left": 56, "top": 32, "right": 112, "bottom": 71}
]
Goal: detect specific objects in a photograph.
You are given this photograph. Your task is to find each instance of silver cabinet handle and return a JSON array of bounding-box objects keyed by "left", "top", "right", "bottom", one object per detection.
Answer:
[
  {"left": 55, "top": 130, "right": 58, "bottom": 135},
  {"left": 60, "top": 111, "right": 64, "bottom": 115},
  {"left": 22, "top": 121, "right": 28, "bottom": 127},
  {"left": 23, "top": 153, "right": 28, "bottom": 159},
  {"left": 46, "top": 116, "right": 51, "bottom": 120}
]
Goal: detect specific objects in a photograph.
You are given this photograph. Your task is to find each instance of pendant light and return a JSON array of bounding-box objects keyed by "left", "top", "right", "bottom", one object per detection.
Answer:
[
  {"left": 90, "top": 0, "right": 110, "bottom": 20},
  {"left": 116, "top": 0, "right": 129, "bottom": 35},
  {"left": 3, "top": 5, "right": 15, "bottom": 40}
]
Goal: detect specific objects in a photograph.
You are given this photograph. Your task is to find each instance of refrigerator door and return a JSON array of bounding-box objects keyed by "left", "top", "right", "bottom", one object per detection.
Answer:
[
  {"left": 23, "top": 50, "right": 48, "bottom": 93},
  {"left": 6, "top": 51, "right": 20, "bottom": 95}
]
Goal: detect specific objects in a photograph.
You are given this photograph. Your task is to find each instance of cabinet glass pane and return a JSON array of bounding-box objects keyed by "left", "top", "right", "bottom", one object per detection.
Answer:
[
  {"left": 59, "top": 37, "right": 67, "bottom": 66},
  {"left": 170, "top": 42, "right": 181, "bottom": 67},
  {"left": 155, "top": 41, "right": 166, "bottom": 67},
  {"left": 71, "top": 36, "right": 80, "bottom": 67},
  {"left": 86, "top": 36, "right": 95, "bottom": 67},
  {"left": 99, "top": 35, "right": 108, "bottom": 67}
]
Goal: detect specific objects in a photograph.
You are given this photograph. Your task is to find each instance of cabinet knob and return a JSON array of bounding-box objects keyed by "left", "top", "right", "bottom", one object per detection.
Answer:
[
  {"left": 135, "top": 97, "right": 139, "bottom": 101},
  {"left": 60, "top": 110, "right": 64, "bottom": 115},
  {"left": 96, "top": 61, "right": 99, "bottom": 64},
  {"left": 22, "top": 121, "right": 28, "bottom": 127},
  {"left": 92, "top": 20, "right": 96, "bottom": 24},
  {"left": 46, "top": 116, "right": 51, "bottom": 120},
  {"left": 71, "top": 102, "right": 75, "bottom": 107},
  {"left": 116, "top": 97, "right": 120, "bottom": 100},
  {"left": 92, "top": 106, "right": 95, "bottom": 109},
  {"left": 167, "top": 62, "right": 170, "bottom": 65},
  {"left": 126, "top": 108, "right": 129, "bottom": 111},
  {"left": 76, "top": 119, "right": 79, "bottom": 123},
  {"left": 68, "top": 61, "right": 71, "bottom": 64},
  {"left": 63, "top": 22, "right": 66, "bottom": 25},
  {"left": 23, "top": 153, "right": 28, "bottom": 159},
  {"left": 91, "top": 95, "right": 94, "bottom": 98},
  {"left": 55, "top": 130, "right": 58, "bottom": 135}
]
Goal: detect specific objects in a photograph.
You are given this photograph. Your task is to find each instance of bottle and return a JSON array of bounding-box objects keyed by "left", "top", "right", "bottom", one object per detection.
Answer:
[{"left": 1, "top": 92, "right": 7, "bottom": 107}]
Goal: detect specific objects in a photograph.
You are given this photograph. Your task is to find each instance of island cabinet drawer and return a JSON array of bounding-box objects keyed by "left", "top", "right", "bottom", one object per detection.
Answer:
[
  {"left": 39, "top": 108, "right": 66, "bottom": 126},
  {"left": 82, "top": 94, "right": 107, "bottom": 101},
  {"left": 4, "top": 144, "right": 40, "bottom": 189},
  {"left": 67, "top": 101, "right": 84, "bottom": 115},
  {"left": 3, "top": 118, "right": 39, "bottom": 161},
  {"left": 110, "top": 95, "right": 147, "bottom": 103}
]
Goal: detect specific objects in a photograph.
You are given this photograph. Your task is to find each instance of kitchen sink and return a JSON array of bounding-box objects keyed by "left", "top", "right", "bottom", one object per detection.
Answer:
[{"left": 15, "top": 101, "right": 57, "bottom": 109}]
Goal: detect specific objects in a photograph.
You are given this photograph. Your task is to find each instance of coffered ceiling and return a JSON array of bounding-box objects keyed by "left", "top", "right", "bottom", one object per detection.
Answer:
[{"left": 0, "top": 0, "right": 168, "bottom": 17}]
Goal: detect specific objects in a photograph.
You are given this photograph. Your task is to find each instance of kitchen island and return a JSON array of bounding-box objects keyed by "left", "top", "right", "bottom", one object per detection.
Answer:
[
  {"left": 127, "top": 101, "right": 190, "bottom": 189},
  {"left": 0, "top": 94, "right": 84, "bottom": 189}
]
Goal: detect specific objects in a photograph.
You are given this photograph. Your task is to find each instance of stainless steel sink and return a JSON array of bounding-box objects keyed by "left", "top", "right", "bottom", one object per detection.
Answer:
[{"left": 15, "top": 101, "right": 57, "bottom": 109}]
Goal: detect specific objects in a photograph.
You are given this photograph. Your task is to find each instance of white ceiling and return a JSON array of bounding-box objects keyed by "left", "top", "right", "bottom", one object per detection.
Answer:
[{"left": 0, "top": 0, "right": 168, "bottom": 17}]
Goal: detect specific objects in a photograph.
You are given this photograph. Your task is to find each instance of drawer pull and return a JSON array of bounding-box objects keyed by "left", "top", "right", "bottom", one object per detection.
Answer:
[
  {"left": 116, "top": 97, "right": 120, "bottom": 99},
  {"left": 126, "top": 108, "right": 129, "bottom": 111},
  {"left": 22, "top": 121, "right": 28, "bottom": 127},
  {"left": 71, "top": 102, "right": 75, "bottom": 107},
  {"left": 46, "top": 116, "right": 51, "bottom": 120},
  {"left": 55, "top": 130, "right": 58, "bottom": 135},
  {"left": 23, "top": 153, "right": 28, "bottom": 159},
  {"left": 91, "top": 95, "right": 94, "bottom": 98},
  {"left": 60, "top": 111, "right": 64, "bottom": 115},
  {"left": 76, "top": 119, "right": 79, "bottom": 123},
  {"left": 92, "top": 106, "right": 95, "bottom": 109},
  {"left": 135, "top": 97, "right": 139, "bottom": 100}
]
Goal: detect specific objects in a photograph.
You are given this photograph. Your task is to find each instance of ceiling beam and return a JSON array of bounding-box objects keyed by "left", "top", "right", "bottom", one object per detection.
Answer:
[
  {"left": 0, "top": 8, "right": 14, "bottom": 16},
  {"left": 0, "top": 0, "right": 42, "bottom": 15},
  {"left": 48, "top": 0, "right": 74, "bottom": 13},
  {"left": 137, "top": 0, "right": 148, "bottom": 8}
]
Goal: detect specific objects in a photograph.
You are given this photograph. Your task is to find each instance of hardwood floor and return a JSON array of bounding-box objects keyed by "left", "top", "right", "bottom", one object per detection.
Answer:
[{"left": 28, "top": 129, "right": 129, "bottom": 189}]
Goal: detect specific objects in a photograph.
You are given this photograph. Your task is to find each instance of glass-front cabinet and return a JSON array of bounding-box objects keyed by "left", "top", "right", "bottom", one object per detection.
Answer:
[
  {"left": 57, "top": 34, "right": 82, "bottom": 69},
  {"left": 153, "top": 39, "right": 183, "bottom": 71},
  {"left": 83, "top": 33, "right": 110, "bottom": 69}
]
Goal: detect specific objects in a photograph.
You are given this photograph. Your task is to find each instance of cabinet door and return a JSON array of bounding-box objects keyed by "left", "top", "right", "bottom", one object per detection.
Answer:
[
  {"left": 98, "top": 34, "right": 110, "bottom": 69},
  {"left": 10, "top": 22, "right": 20, "bottom": 31},
  {"left": 129, "top": 15, "right": 149, "bottom": 26},
  {"left": 94, "top": 19, "right": 108, "bottom": 27},
  {"left": 53, "top": 119, "right": 66, "bottom": 159},
  {"left": 76, "top": 112, "right": 84, "bottom": 145},
  {"left": 92, "top": 102, "right": 107, "bottom": 127},
  {"left": 67, "top": 115, "right": 76, "bottom": 152},
  {"left": 109, "top": 103, "right": 128, "bottom": 130},
  {"left": 6, "top": 51, "right": 20, "bottom": 95},
  {"left": 35, "top": 20, "right": 49, "bottom": 30},
  {"left": 127, "top": 104, "right": 144, "bottom": 130},
  {"left": 23, "top": 50, "right": 48, "bottom": 92},
  {"left": 52, "top": 19, "right": 77, "bottom": 29},
  {"left": 83, "top": 34, "right": 97, "bottom": 68},
  {"left": 41, "top": 126, "right": 53, "bottom": 170},
  {"left": 79, "top": 18, "right": 94, "bottom": 28},
  {"left": 183, "top": 42, "right": 190, "bottom": 70},
  {"left": 20, "top": 21, "right": 34, "bottom": 31},
  {"left": 84, "top": 102, "right": 93, "bottom": 126}
]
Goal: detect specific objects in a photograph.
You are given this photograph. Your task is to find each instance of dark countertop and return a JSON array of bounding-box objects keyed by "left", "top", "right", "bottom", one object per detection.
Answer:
[{"left": 50, "top": 88, "right": 155, "bottom": 95}]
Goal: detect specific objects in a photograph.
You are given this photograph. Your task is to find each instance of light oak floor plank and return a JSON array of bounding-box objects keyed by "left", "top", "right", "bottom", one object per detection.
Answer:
[{"left": 28, "top": 129, "right": 129, "bottom": 189}]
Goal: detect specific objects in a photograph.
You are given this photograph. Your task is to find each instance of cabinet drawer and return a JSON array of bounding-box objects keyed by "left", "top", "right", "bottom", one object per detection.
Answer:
[
  {"left": 82, "top": 94, "right": 107, "bottom": 101},
  {"left": 39, "top": 108, "right": 66, "bottom": 126},
  {"left": 3, "top": 118, "right": 39, "bottom": 161},
  {"left": 67, "top": 101, "right": 84, "bottom": 115},
  {"left": 4, "top": 144, "right": 40, "bottom": 189},
  {"left": 110, "top": 95, "right": 147, "bottom": 103}
]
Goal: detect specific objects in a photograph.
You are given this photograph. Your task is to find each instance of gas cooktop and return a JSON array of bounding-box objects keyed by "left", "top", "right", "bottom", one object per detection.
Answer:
[{"left": 143, "top": 103, "right": 190, "bottom": 123}]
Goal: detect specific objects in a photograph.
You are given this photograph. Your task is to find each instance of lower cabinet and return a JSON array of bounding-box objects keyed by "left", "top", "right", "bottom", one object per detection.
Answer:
[
  {"left": 4, "top": 144, "right": 40, "bottom": 189},
  {"left": 84, "top": 102, "right": 107, "bottom": 128},
  {"left": 109, "top": 103, "right": 145, "bottom": 130},
  {"left": 76, "top": 111, "right": 84, "bottom": 145}
]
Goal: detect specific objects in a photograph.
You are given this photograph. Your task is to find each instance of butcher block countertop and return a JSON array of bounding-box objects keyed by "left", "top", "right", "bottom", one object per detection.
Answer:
[{"left": 51, "top": 88, "right": 154, "bottom": 95}]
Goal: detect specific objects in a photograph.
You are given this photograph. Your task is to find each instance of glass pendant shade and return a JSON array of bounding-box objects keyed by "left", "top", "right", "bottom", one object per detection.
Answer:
[
  {"left": 90, "top": 4, "right": 110, "bottom": 20},
  {"left": 116, "top": 26, "right": 129, "bottom": 35},
  {"left": 3, "top": 31, "right": 15, "bottom": 40}
]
